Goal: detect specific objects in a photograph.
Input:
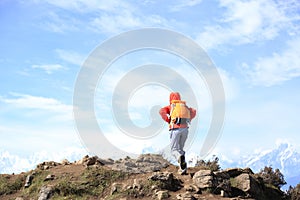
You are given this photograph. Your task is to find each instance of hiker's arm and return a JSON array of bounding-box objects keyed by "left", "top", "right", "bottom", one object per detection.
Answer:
[
  {"left": 189, "top": 108, "right": 196, "bottom": 120},
  {"left": 159, "top": 106, "right": 170, "bottom": 123}
]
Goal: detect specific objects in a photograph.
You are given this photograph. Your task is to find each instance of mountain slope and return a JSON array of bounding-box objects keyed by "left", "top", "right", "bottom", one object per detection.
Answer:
[{"left": 0, "top": 154, "right": 288, "bottom": 200}]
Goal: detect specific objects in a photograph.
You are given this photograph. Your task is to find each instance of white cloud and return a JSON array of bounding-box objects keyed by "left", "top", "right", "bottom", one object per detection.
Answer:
[
  {"left": 170, "top": 0, "right": 203, "bottom": 12},
  {"left": 90, "top": 11, "right": 142, "bottom": 34},
  {"left": 33, "top": 0, "right": 169, "bottom": 34},
  {"left": 241, "top": 37, "right": 300, "bottom": 86},
  {"left": 1, "top": 93, "right": 71, "bottom": 111},
  {"left": 197, "top": 0, "right": 299, "bottom": 50},
  {"left": 39, "top": 0, "right": 133, "bottom": 13},
  {"left": 42, "top": 11, "right": 80, "bottom": 33},
  {"left": 55, "top": 49, "right": 86, "bottom": 66},
  {"left": 31, "top": 64, "right": 65, "bottom": 74},
  {"left": 0, "top": 93, "right": 73, "bottom": 121},
  {"left": 90, "top": 11, "right": 169, "bottom": 34}
]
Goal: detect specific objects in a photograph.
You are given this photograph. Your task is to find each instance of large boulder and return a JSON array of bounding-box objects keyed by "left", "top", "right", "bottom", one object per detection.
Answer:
[
  {"left": 24, "top": 174, "right": 34, "bottom": 188},
  {"left": 231, "top": 173, "right": 263, "bottom": 198},
  {"left": 38, "top": 185, "right": 53, "bottom": 200},
  {"left": 192, "top": 170, "right": 215, "bottom": 189},
  {"left": 148, "top": 172, "right": 182, "bottom": 191}
]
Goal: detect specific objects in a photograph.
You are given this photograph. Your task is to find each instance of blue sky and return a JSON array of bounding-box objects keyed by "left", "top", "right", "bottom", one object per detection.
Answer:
[{"left": 1, "top": 0, "right": 300, "bottom": 172}]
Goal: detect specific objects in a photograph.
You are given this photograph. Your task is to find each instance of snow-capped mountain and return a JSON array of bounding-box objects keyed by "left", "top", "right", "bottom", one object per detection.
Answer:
[
  {"left": 0, "top": 147, "right": 87, "bottom": 174},
  {"left": 239, "top": 143, "right": 300, "bottom": 178},
  {"left": 217, "top": 142, "right": 300, "bottom": 188}
]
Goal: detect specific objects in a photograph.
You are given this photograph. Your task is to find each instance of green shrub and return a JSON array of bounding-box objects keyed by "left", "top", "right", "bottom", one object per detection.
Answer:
[
  {"left": 287, "top": 183, "right": 300, "bottom": 200},
  {"left": 257, "top": 166, "right": 286, "bottom": 189},
  {"left": 195, "top": 155, "right": 221, "bottom": 172}
]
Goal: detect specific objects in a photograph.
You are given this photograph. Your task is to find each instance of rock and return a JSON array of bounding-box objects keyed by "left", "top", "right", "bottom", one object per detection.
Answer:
[
  {"left": 37, "top": 161, "right": 61, "bottom": 170},
  {"left": 111, "top": 182, "right": 124, "bottom": 195},
  {"left": 98, "top": 158, "right": 114, "bottom": 165},
  {"left": 76, "top": 155, "right": 104, "bottom": 167},
  {"left": 38, "top": 185, "right": 53, "bottom": 200},
  {"left": 15, "top": 198, "right": 24, "bottom": 200},
  {"left": 214, "top": 179, "right": 231, "bottom": 195},
  {"left": 148, "top": 172, "right": 182, "bottom": 191},
  {"left": 192, "top": 170, "right": 215, "bottom": 189},
  {"left": 110, "top": 154, "right": 170, "bottom": 174},
  {"left": 76, "top": 155, "right": 89, "bottom": 165},
  {"left": 155, "top": 190, "right": 169, "bottom": 200},
  {"left": 220, "top": 190, "right": 227, "bottom": 197},
  {"left": 24, "top": 174, "right": 34, "bottom": 188},
  {"left": 133, "top": 178, "right": 142, "bottom": 190},
  {"left": 184, "top": 184, "right": 201, "bottom": 194},
  {"left": 85, "top": 156, "right": 97, "bottom": 166},
  {"left": 176, "top": 192, "right": 197, "bottom": 200},
  {"left": 61, "top": 159, "right": 70, "bottom": 165},
  {"left": 44, "top": 174, "right": 55, "bottom": 181},
  {"left": 213, "top": 170, "right": 230, "bottom": 180},
  {"left": 221, "top": 168, "right": 253, "bottom": 178},
  {"left": 231, "top": 173, "right": 263, "bottom": 198}
]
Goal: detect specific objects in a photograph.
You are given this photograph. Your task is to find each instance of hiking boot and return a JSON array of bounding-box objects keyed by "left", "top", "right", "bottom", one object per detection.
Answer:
[
  {"left": 178, "top": 167, "right": 187, "bottom": 175},
  {"left": 178, "top": 155, "right": 187, "bottom": 171}
]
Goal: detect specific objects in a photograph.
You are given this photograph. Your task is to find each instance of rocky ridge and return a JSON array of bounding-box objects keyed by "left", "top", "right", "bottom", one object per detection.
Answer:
[{"left": 0, "top": 154, "right": 289, "bottom": 200}]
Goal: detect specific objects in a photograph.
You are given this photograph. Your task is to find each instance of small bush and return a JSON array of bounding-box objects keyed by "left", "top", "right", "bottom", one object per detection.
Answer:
[
  {"left": 257, "top": 166, "right": 286, "bottom": 189},
  {"left": 287, "top": 183, "right": 300, "bottom": 200},
  {"left": 195, "top": 156, "right": 221, "bottom": 172}
]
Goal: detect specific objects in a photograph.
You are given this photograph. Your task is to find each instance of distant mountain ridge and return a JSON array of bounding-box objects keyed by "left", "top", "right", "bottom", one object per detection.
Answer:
[
  {"left": 219, "top": 142, "right": 300, "bottom": 188},
  {"left": 1, "top": 142, "right": 300, "bottom": 188},
  {"left": 240, "top": 143, "right": 300, "bottom": 177},
  {"left": 0, "top": 147, "right": 86, "bottom": 174}
]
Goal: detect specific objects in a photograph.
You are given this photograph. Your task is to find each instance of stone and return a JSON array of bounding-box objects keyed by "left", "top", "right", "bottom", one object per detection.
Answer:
[
  {"left": 98, "top": 158, "right": 114, "bottom": 165},
  {"left": 37, "top": 161, "right": 61, "bottom": 170},
  {"left": 111, "top": 182, "right": 124, "bottom": 195},
  {"left": 85, "top": 156, "right": 97, "bottom": 166},
  {"left": 155, "top": 190, "right": 169, "bottom": 200},
  {"left": 24, "top": 174, "right": 34, "bottom": 188},
  {"left": 61, "top": 159, "right": 70, "bottom": 165},
  {"left": 231, "top": 173, "right": 263, "bottom": 198},
  {"left": 38, "top": 185, "right": 53, "bottom": 200},
  {"left": 176, "top": 192, "right": 197, "bottom": 200},
  {"left": 148, "top": 172, "right": 182, "bottom": 191},
  {"left": 75, "top": 155, "right": 104, "bottom": 167},
  {"left": 133, "top": 178, "right": 142, "bottom": 190},
  {"left": 221, "top": 168, "right": 253, "bottom": 178},
  {"left": 184, "top": 184, "right": 201, "bottom": 194},
  {"left": 44, "top": 174, "right": 55, "bottom": 181},
  {"left": 110, "top": 154, "right": 170, "bottom": 174},
  {"left": 192, "top": 170, "right": 215, "bottom": 189}
]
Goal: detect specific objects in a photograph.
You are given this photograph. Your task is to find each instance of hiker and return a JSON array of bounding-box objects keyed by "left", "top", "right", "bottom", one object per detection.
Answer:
[{"left": 159, "top": 92, "right": 196, "bottom": 174}]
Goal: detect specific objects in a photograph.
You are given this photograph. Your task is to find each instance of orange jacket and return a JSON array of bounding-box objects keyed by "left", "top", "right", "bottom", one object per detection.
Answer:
[{"left": 159, "top": 92, "right": 196, "bottom": 129}]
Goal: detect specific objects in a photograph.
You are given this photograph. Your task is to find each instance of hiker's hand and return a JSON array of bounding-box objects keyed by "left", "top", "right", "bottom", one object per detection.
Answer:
[{"left": 166, "top": 117, "right": 170, "bottom": 123}]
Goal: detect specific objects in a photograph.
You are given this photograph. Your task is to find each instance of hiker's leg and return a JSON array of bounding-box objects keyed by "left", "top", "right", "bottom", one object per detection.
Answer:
[
  {"left": 178, "top": 128, "right": 188, "bottom": 172},
  {"left": 170, "top": 129, "right": 182, "bottom": 161},
  {"left": 179, "top": 128, "right": 188, "bottom": 155}
]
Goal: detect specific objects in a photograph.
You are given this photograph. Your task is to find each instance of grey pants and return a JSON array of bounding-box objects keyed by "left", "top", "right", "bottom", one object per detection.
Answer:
[{"left": 170, "top": 127, "right": 188, "bottom": 161}]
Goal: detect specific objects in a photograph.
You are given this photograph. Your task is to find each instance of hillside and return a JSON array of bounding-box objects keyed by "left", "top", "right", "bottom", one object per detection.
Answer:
[{"left": 0, "top": 154, "right": 293, "bottom": 200}]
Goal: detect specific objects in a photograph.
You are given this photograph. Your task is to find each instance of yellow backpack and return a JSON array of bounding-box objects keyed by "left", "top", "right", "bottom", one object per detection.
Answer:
[{"left": 170, "top": 100, "right": 191, "bottom": 125}]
